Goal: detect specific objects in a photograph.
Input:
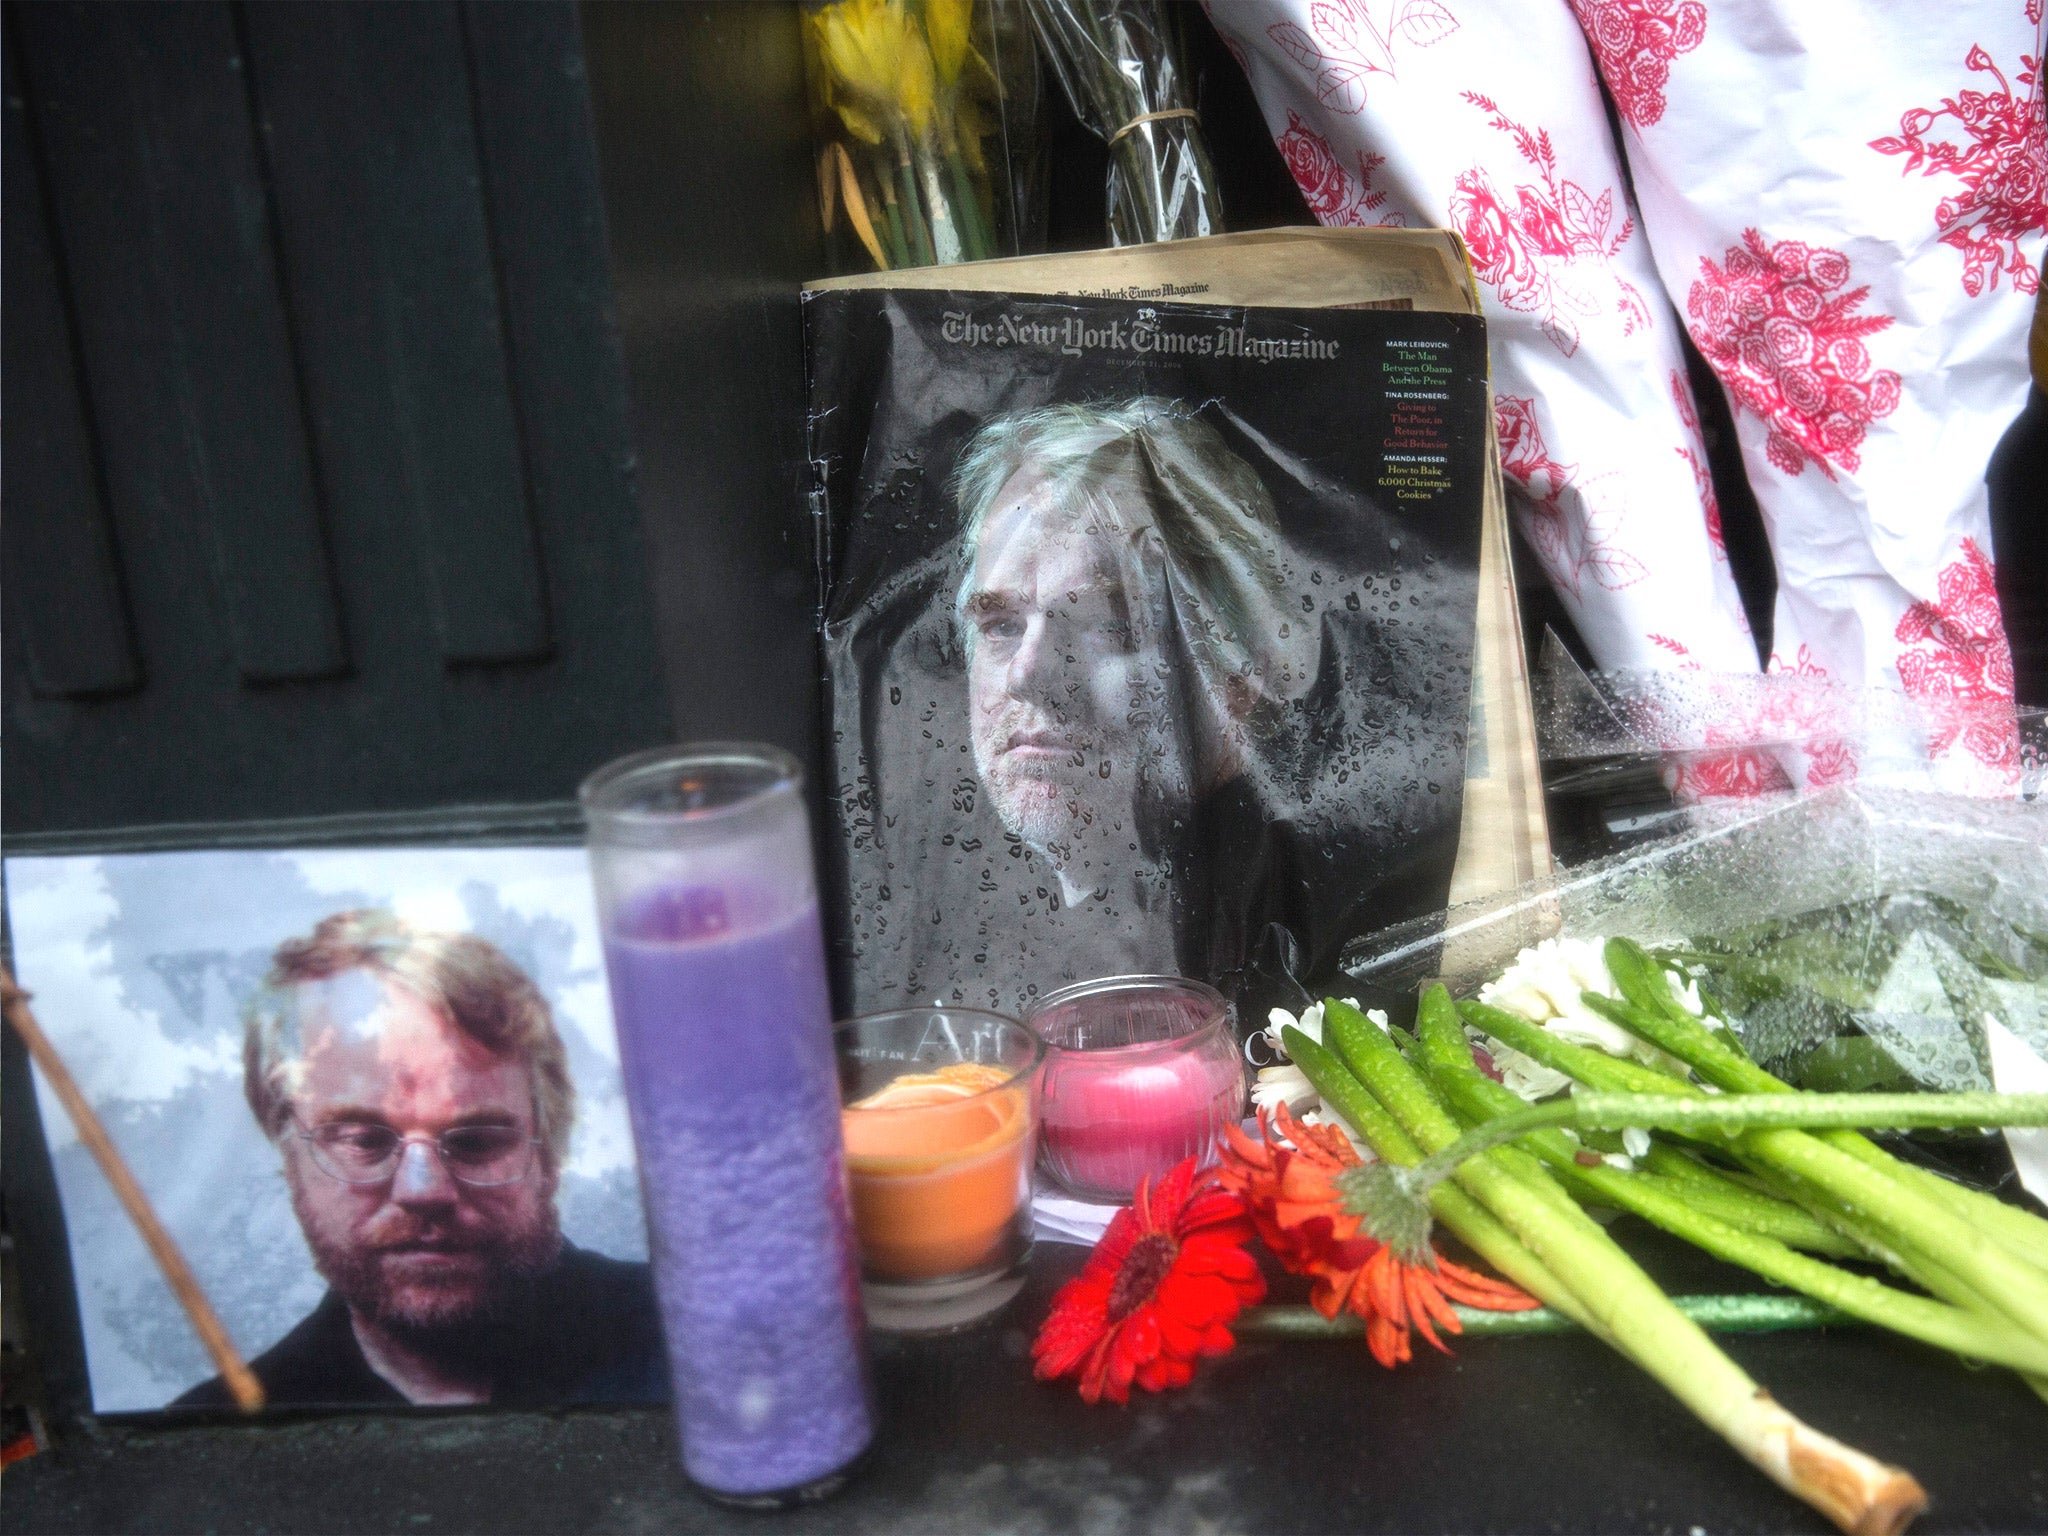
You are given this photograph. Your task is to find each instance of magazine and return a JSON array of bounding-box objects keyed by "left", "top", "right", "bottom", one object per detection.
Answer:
[{"left": 804, "top": 240, "right": 1502, "bottom": 1020}]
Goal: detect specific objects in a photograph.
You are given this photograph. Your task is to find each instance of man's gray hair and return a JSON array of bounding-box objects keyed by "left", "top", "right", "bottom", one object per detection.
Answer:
[{"left": 951, "top": 398, "right": 1315, "bottom": 713}]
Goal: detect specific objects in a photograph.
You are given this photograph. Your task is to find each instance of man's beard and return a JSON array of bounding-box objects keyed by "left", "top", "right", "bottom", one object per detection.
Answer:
[
  {"left": 295, "top": 1187, "right": 562, "bottom": 1350},
  {"left": 974, "top": 717, "right": 1193, "bottom": 870},
  {"left": 982, "top": 754, "right": 1086, "bottom": 856}
]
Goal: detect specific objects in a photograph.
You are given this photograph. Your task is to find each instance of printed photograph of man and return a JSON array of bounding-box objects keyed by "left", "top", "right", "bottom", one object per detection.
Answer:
[
  {"left": 177, "top": 911, "right": 663, "bottom": 1408},
  {"left": 951, "top": 398, "right": 1319, "bottom": 978},
  {"left": 818, "top": 292, "right": 1484, "bottom": 1024}
]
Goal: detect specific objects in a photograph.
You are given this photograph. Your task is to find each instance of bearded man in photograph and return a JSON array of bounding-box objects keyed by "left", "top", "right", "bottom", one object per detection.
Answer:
[
  {"left": 952, "top": 399, "right": 1324, "bottom": 983},
  {"left": 176, "top": 911, "right": 663, "bottom": 1409}
]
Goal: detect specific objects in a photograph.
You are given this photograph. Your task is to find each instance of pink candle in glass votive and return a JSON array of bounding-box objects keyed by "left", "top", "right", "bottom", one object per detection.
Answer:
[{"left": 1025, "top": 976, "right": 1247, "bottom": 1204}]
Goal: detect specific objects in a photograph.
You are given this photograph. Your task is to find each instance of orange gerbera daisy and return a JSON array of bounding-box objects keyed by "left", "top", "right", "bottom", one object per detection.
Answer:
[
  {"left": 1217, "top": 1104, "right": 1539, "bottom": 1368},
  {"left": 1032, "top": 1158, "right": 1266, "bottom": 1404}
]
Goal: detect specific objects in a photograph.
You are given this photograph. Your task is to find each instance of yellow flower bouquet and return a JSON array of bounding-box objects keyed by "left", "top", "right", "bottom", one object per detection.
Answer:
[{"left": 804, "top": 0, "right": 1042, "bottom": 271}]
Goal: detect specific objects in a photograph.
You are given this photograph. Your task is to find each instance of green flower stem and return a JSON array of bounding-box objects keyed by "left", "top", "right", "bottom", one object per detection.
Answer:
[
  {"left": 1324, "top": 998, "right": 1468, "bottom": 1149},
  {"left": 1414, "top": 1011, "right": 2048, "bottom": 1376},
  {"left": 937, "top": 120, "right": 992, "bottom": 261},
  {"left": 1629, "top": 1170, "right": 1864, "bottom": 1256},
  {"left": 1607, "top": 938, "right": 2048, "bottom": 1277},
  {"left": 944, "top": 155, "right": 987, "bottom": 260},
  {"left": 1241, "top": 1294, "right": 1853, "bottom": 1339},
  {"left": 891, "top": 135, "right": 935, "bottom": 267},
  {"left": 1431, "top": 1014, "right": 1852, "bottom": 1258},
  {"left": 1641, "top": 1141, "right": 1759, "bottom": 1192},
  {"left": 1467, "top": 994, "right": 2038, "bottom": 1366},
  {"left": 1494, "top": 951, "right": 2048, "bottom": 1349},
  {"left": 1403, "top": 1089, "right": 2048, "bottom": 1198},
  {"left": 879, "top": 204, "right": 910, "bottom": 270},
  {"left": 866, "top": 149, "right": 911, "bottom": 269},
  {"left": 1282, "top": 1028, "right": 1417, "bottom": 1163},
  {"left": 1324, "top": 995, "right": 1928, "bottom": 1532},
  {"left": 1464, "top": 997, "right": 2041, "bottom": 1291},
  {"left": 1878, "top": 1157, "right": 2048, "bottom": 1275},
  {"left": 1458, "top": 1013, "right": 1853, "bottom": 1254},
  {"left": 1603, "top": 938, "right": 1776, "bottom": 1086},
  {"left": 1461, "top": 999, "right": 1695, "bottom": 1096},
  {"left": 1283, "top": 1029, "right": 1598, "bottom": 1335},
  {"left": 1740, "top": 1126, "right": 2048, "bottom": 1349},
  {"left": 912, "top": 140, "right": 964, "bottom": 264},
  {"left": 1601, "top": 938, "right": 2048, "bottom": 1296}
]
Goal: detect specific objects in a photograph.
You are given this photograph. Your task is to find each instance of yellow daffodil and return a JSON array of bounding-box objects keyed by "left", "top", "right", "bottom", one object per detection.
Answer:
[
  {"left": 813, "top": 0, "right": 936, "bottom": 142},
  {"left": 922, "top": 0, "right": 973, "bottom": 87}
]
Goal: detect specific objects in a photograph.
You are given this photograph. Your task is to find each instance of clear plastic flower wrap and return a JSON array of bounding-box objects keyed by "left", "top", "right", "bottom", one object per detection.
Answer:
[
  {"left": 1531, "top": 629, "right": 2048, "bottom": 807},
  {"left": 1338, "top": 787, "right": 2048, "bottom": 1138},
  {"left": 1023, "top": 0, "right": 1222, "bottom": 245},
  {"left": 805, "top": 0, "right": 1047, "bottom": 273}
]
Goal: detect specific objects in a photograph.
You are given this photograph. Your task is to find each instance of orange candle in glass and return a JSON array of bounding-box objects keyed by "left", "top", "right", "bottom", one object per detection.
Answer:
[{"left": 836, "top": 1009, "right": 1044, "bottom": 1332}]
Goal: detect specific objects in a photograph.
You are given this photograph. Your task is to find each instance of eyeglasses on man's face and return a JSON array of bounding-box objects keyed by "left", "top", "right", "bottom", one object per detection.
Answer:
[{"left": 290, "top": 1117, "right": 541, "bottom": 1188}]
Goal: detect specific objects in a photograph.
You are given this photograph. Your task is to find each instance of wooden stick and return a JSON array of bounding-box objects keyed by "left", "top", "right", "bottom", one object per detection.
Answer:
[{"left": 2, "top": 966, "right": 264, "bottom": 1413}]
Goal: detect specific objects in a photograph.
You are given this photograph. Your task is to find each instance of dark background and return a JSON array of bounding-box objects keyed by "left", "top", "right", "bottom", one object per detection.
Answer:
[{"left": 4, "top": 2, "right": 2044, "bottom": 1530}]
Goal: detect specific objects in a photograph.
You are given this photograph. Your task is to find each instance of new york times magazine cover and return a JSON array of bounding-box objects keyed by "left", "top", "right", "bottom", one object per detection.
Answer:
[{"left": 804, "top": 287, "right": 1488, "bottom": 1022}]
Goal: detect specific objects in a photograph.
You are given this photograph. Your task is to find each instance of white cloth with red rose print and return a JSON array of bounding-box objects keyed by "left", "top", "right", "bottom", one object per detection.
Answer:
[
  {"left": 1585, "top": 0, "right": 2042, "bottom": 795},
  {"left": 1206, "top": 0, "right": 1759, "bottom": 686},
  {"left": 1210, "top": 0, "right": 2043, "bottom": 796}
]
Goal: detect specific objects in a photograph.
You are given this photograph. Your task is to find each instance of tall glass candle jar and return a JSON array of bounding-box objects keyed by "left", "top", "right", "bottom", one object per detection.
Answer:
[
  {"left": 1026, "top": 975, "right": 1246, "bottom": 1204},
  {"left": 582, "top": 744, "right": 872, "bottom": 1506}
]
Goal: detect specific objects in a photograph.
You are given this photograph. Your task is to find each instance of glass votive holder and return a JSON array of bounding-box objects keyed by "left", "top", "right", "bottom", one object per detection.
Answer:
[
  {"left": 1025, "top": 975, "right": 1247, "bottom": 1205},
  {"left": 836, "top": 1008, "right": 1044, "bottom": 1334}
]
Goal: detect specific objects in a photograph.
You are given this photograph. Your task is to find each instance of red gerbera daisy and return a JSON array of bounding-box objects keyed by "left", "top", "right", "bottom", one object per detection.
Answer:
[
  {"left": 1031, "top": 1158, "right": 1266, "bottom": 1404},
  {"left": 1218, "top": 1104, "right": 1540, "bottom": 1369}
]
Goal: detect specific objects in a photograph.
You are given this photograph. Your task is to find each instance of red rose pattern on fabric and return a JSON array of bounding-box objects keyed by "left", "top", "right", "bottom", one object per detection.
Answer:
[
  {"left": 1264, "top": 0, "right": 1460, "bottom": 115},
  {"left": 1669, "top": 747, "right": 1791, "bottom": 800},
  {"left": 1638, "top": 638, "right": 1818, "bottom": 806},
  {"left": 1670, "top": 370, "right": 1725, "bottom": 558},
  {"left": 1893, "top": 539, "right": 2019, "bottom": 774},
  {"left": 1568, "top": 0, "right": 1707, "bottom": 129},
  {"left": 1803, "top": 739, "right": 1860, "bottom": 787},
  {"left": 1870, "top": 43, "right": 2046, "bottom": 297},
  {"left": 1449, "top": 94, "right": 1652, "bottom": 356},
  {"left": 1767, "top": 644, "right": 1860, "bottom": 788},
  {"left": 1646, "top": 636, "right": 1795, "bottom": 801},
  {"left": 1275, "top": 110, "right": 1402, "bottom": 226},
  {"left": 1495, "top": 394, "right": 1646, "bottom": 596},
  {"left": 1686, "top": 231, "right": 1903, "bottom": 478}
]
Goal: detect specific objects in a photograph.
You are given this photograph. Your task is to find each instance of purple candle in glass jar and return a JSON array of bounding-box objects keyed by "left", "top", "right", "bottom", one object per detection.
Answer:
[
  {"left": 583, "top": 745, "right": 872, "bottom": 1506},
  {"left": 1025, "top": 976, "right": 1246, "bottom": 1204}
]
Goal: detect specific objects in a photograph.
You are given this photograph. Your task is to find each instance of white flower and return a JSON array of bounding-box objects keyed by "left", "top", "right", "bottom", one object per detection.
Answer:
[
  {"left": 1251, "top": 1062, "right": 1318, "bottom": 1116},
  {"left": 1470, "top": 936, "right": 1704, "bottom": 1099},
  {"left": 1255, "top": 998, "right": 1381, "bottom": 1128},
  {"left": 1483, "top": 1048, "right": 1574, "bottom": 1102},
  {"left": 1263, "top": 999, "right": 1325, "bottom": 1053}
]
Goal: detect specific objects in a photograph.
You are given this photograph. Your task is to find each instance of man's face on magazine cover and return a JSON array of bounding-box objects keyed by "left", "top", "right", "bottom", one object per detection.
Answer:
[
  {"left": 963, "top": 466, "right": 1188, "bottom": 862},
  {"left": 279, "top": 971, "right": 559, "bottom": 1335}
]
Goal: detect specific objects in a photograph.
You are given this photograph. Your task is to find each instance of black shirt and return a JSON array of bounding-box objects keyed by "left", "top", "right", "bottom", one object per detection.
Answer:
[{"left": 172, "top": 1243, "right": 668, "bottom": 1410}]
